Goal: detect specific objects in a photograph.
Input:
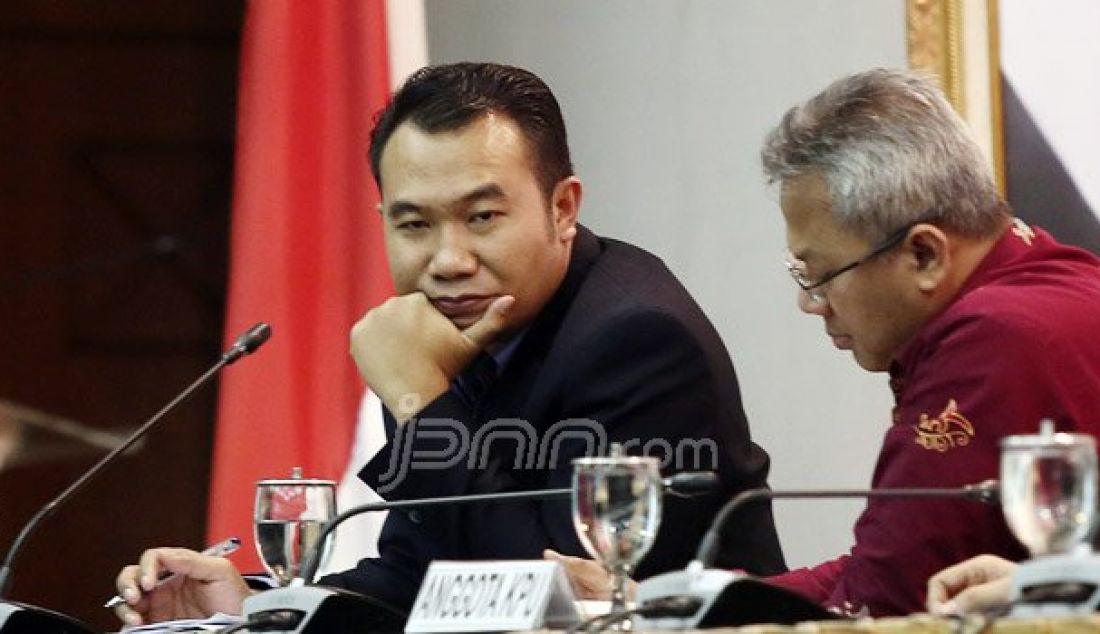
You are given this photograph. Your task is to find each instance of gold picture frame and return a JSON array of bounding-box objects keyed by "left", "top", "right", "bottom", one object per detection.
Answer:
[{"left": 906, "top": 0, "right": 1005, "bottom": 193}]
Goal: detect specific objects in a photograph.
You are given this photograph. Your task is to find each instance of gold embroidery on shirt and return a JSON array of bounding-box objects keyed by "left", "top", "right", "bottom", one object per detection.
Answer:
[
  {"left": 1011, "top": 218, "right": 1035, "bottom": 246},
  {"left": 913, "top": 398, "right": 975, "bottom": 452}
]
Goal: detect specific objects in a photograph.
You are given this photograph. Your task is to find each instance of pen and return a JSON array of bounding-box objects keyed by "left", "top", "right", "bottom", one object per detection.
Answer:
[{"left": 103, "top": 536, "right": 242, "bottom": 609}]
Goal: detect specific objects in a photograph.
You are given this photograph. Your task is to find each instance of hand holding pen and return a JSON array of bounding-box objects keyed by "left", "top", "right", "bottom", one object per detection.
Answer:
[
  {"left": 105, "top": 537, "right": 241, "bottom": 608},
  {"left": 109, "top": 538, "right": 254, "bottom": 628}
]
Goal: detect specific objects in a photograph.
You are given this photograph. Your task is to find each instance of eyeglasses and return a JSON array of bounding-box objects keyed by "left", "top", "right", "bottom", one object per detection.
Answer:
[{"left": 784, "top": 222, "right": 917, "bottom": 305}]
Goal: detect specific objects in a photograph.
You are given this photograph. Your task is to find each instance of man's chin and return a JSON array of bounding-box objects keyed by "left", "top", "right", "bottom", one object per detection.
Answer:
[
  {"left": 852, "top": 350, "right": 890, "bottom": 372},
  {"left": 448, "top": 312, "right": 522, "bottom": 344},
  {"left": 448, "top": 313, "right": 483, "bottom": 330}
]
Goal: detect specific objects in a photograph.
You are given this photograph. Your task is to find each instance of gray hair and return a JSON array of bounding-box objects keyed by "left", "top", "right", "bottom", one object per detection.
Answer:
[{"left": 761, "top": 68, "right": 1009, "bottom": 241}]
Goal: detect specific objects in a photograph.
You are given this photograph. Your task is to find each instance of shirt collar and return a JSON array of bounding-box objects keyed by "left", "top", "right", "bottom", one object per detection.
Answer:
[
  {"left": 889, "top": 219, "right": 1042, "bottom": 385},
  {"left": 483, "top": 327, "right": 528, "bottom": 375}
]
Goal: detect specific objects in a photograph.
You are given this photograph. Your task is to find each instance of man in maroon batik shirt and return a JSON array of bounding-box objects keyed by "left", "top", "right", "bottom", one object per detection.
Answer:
[
  {"left": 757, "top": 67, "right": 1100, "bottom": 616},
  {"left": 554, "top": 67, "right": 1100, "bottom": 617}
]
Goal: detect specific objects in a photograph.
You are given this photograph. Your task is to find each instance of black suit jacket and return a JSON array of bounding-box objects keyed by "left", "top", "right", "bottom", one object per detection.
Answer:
[{"left": 320, "top": 226, "right": 786, "bottom": 610}]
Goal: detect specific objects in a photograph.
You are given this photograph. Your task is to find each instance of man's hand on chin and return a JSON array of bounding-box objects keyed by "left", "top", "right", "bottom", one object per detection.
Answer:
[{"left": 350, "top": 293, "right": 515, "bottom": 422}]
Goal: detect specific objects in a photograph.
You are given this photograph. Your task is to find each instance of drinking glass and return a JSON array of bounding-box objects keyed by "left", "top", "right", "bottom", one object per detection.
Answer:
[
  {"left": 253, "top": 467, "right": 336, "bottom": 586},
  {"left": 1001, "top": 422, "right": 1098, "bottom": 556},
  {"left": 572, "top": 454, "right": 662, "bottom": 626}
]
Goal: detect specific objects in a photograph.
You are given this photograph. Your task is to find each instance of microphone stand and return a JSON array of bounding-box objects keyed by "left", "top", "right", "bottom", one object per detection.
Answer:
[
  {"left": 695, "top": 481, "right": 1000, "bottom": 567},
  {"left": 0, "top": 323, "right": 271, "bottom": 633},
  {"left": 634, "top": 480, "right": 1001, "bottom": 630}
]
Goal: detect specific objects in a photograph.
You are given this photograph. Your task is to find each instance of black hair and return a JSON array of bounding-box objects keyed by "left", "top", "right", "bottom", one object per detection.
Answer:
[{"left": 369, "top": 62, "right": 574, "bottom": 199}]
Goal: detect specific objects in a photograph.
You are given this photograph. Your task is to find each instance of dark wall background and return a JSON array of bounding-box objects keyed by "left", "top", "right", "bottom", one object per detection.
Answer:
[
  {"left": 0, "top": 2, "right": 243, "bottom": 628},
  {"left": 1002, "top": 77, "right": 1100, "bottom": 255}
]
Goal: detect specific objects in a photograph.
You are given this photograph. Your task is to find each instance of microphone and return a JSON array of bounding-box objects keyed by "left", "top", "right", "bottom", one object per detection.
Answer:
[
  {"left": 635, "top": 480, "right": 1002, "bottom": 630},
  {"left": 240, "top": 471, "right": 721, "bottom": 634},
  {"left": 221, "top": 323, "right": 273, "bottom": 364},
  {"left": 0, "top": 323, "right": 272, "bottom": 633}
]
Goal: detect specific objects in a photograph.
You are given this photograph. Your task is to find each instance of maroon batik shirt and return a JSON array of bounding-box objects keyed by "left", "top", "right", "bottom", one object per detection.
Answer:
[{"left": 766, "top": 220, "right": 1100, "bottom": 616}]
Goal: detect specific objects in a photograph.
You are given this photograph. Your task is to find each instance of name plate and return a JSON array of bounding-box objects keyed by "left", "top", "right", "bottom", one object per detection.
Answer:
[{"left": 405, "top": 560, "right": 580, "bottom": 632}]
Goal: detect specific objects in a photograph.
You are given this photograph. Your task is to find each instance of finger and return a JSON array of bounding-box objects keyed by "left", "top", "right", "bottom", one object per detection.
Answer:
[
  {"left": 543, "top": 549, "right": 586, "bottom": 565},
  {"left": 137, "top": 548, "right": 224, "bottom": 590},
  {"left": 462, "top": 295, "right": 515, "bottom": 349},
  {"left": 155, "top": 548, "right": 239, "bottom": 583},
  {"left": 928, "top": 556, "right": 1007, "bottom": 598},
  {"left": 543, "top": 550, "right": 600, "bottom": 597},
  {"left": 926, "top": 568, "right": 964, "bottom": 611},
  {"left": 551, "top": 553, "right": 594, "bottom": 577},
  {"left": 137, "top": 549, "right": 168, "bottom": 591},
  {"left": 927, "top": 555, "right": 989, "bottom": 598},
  {"left": 544, "top": 550, "right": 585, "bottom": 575},
  {"left": 116, "top": 564, "right": 144, "bottom": 599},
  {"left": 949, "top": 576, "right": 1014, "bottom": 615},
  {"left": 561, "top": 558, "right": 610, "bottom": 596},
  {"left": 925, "top": 584, "right": 949, "bottom": 613},
  {"left": 114, "top": 599, "right": 147, "bottom": 627},
  {"left": 977, "top": 554, "right": 1017, "bottom": 578},
  {"left": 926, "top": 555, "right": 1015, "bottom": 613}
]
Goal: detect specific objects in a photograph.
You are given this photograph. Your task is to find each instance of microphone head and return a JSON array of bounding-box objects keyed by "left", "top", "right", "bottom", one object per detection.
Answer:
[
  {"left": 223, "top": 322, "right": 273, "bottom": 363},
  {"left": 964, "top": 479, "right": 1001, "bottom": 505},
  {"left": 664, "top": 471, "right": 721, "bottom": 497}
]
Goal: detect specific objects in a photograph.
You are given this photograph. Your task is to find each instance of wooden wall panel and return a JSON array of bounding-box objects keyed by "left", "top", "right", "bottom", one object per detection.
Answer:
[{"left": 0, "top": 2, "right": 243, "bottom": 628}]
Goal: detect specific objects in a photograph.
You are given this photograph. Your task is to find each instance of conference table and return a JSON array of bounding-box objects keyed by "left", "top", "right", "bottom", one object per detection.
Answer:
[
  {"left": 527, "top": 614, "right": 1100, "bottom": 633},
  {"left": 704, "top": 616, "right": 1100, "bottom": 632}
]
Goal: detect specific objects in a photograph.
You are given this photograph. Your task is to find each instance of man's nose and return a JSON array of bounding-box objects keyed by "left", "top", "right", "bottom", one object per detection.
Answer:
[
  {"left": 428, "top": 226, "right": 477, "bottom": 279},
  {"left": 797, "top": 289, "right": 830, "bottom": 315}
]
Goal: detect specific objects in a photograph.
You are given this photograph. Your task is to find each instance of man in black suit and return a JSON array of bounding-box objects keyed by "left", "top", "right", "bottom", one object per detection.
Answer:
[{"left": 112, "top": 62, "right": 784, "bottom": 626}]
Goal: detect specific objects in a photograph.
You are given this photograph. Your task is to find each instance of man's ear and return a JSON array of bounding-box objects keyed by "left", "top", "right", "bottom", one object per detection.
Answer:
[
  {"left": 906, "top": 224, "right": 950, "bottom": 291},
  {"left": 550, "top": 176, "right": 582, "bottom": 242}
]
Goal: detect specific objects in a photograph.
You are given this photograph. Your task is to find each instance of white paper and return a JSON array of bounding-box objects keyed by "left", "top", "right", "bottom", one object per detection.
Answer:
[{"left": 121, "top": 612, "right": 243, "bottom": 633}]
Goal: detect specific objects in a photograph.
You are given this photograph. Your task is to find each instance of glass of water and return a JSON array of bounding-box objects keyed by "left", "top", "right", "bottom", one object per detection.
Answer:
[
  {"left": 253, "top": 467, "right": 336, "bottom": 586},
  {"left": 1001, "top": 421, "right": 1098, "bottom": 556},
  {"left": 572, "top": 453, "right": 662, "bottom": 625}
]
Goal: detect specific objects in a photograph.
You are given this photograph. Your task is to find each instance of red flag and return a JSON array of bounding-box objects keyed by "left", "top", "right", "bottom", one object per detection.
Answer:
[{"left": 208, "top": 0, "right": 394, "bottom": 572}]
